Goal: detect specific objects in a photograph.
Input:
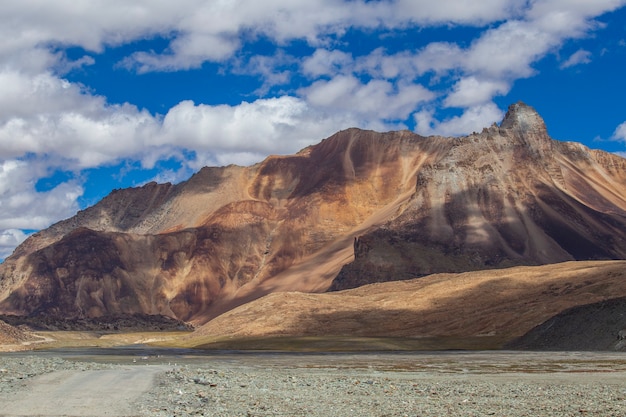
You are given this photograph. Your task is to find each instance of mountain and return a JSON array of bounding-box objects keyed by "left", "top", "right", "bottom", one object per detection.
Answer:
[
  {"left": 331, "top": 103, "right": 626, "bottom": 290},
  {"left": 0, "top": 102, "right": 625, "bottom": 325}
]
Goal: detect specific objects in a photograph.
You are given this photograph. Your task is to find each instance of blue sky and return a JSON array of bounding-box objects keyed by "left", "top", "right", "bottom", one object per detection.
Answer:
[{"left": 1, "top": 0, "right": 626, "bottom": 259}]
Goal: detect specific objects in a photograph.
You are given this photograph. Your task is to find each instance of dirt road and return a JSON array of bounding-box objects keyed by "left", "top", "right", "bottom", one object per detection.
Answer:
[{"left": 1, "top": 366, "right": 166, "bottom": 416}]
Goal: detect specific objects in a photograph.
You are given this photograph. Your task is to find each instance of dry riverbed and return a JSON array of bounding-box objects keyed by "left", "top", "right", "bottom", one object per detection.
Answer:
[{"left": 2, "top": 350, "right": 626, "bottom": 416}]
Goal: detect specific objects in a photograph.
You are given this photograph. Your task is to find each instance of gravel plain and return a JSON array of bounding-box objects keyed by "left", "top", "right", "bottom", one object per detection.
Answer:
[{"left": 2, "top": 351, "right": 626, "bottom": 416}]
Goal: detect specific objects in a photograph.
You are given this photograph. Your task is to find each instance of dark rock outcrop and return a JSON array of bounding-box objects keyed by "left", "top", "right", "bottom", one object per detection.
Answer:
[{"left": 505, "top": 297, "right": 626, "bottom": 351}]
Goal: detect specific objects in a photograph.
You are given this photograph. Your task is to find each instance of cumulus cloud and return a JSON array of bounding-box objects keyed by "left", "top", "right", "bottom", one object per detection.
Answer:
[
  {"left": 0, "top": 70, "right": 165, "bottom": 167},
  {"left": 302, "top": 49, "right": 354, "bottom": 77},
  {"left": 160, "top": 97, "right": 341, "bottom": 156},
  {"left": 0, "top": 1, "right": 184, "bottom": 60},
  {"left": 0, "top": 0, "right": 625, "bottom": 258},
  {"left": 97, "top": 0, "right": 533, "bottom": 72},
  {"left": 0, "top": 82, "right": 371, "bottom": 172},
  {"left": 414, "top": 103, "right": 504, "bottom": 137},
  {"left": 0, "top": 0, "right": 530, "bottom": 73},
  {"left": 301, "top": 75, "right": 434, "bottom": 121},
  {"left": 406, "top": 0, "right": 625, "bottom": 129},
  {"left": 0, "top": 159, "right": 82, "bottom": 230},
  {"left": 444, "top": 77, "right": 510, "bottom": 108},
  {"left": 463, "top": 20, "right": 555, "bottom": 79},
  {"left": 355, "top": 48, "right": 422, "bottom": 80},
  {"left": 122, "top": 34, "right": 241, "bottom": 73},
  {"left": 2, "top": 0, "right": 622, "bottom": 75}
]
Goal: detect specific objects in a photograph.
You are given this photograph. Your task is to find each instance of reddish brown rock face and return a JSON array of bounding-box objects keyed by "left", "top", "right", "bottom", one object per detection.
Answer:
[{"left": 0, "top": 102, "right": 625, "bottom": 323}]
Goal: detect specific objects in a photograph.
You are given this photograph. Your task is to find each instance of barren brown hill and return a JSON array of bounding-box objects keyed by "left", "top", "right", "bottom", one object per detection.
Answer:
[
  {"left": 0, "top": 102, "right": 625, "bottom": 325},
  {"left": 190, "top": 261, "right": 626, "bottom": 350}
]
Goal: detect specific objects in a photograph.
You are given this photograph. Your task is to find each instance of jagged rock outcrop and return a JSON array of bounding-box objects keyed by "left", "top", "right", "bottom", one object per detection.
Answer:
[{"left": 0, "top": 102, "right": 625, "bottom": 323}]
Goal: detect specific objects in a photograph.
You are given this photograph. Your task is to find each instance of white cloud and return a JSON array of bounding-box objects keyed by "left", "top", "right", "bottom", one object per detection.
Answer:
[
  {"left": 0, "top": 70, "right": 165, "bottom": 168},
  {"left": 414, "top": 103, "right": 504, "bottom": 137},
  {"left": 0, "top": 71, "right": 93, "bottom": 123},
  {"left": 0, "top": 1, "right": 529, "bottom": 73},
  {"left": 444, "top": 77, "right": 510, "bottom": 108},
  {"left": 213, "top": 152, "right": 270, "bottom": 168},
  {"left": 392, "top": 0, "right": 526, "bottom": 25},
  {"left": 2, "top": 0, "right": 623, "bottom": 75},
  {"left": 613, "top": 121, "right": 626, "bottom": 142},
  {"left": 0, "top": 0, "right": 625, "bottom": 259},
  {"left": 407, "top": 1, "right": 625, "bottom": 136},
  {"left": 231, "top": 51, "right": 296, "bottom": 95},
  {"left": 560, "top": 49, "right": 592, "bottom": 68},
  {"left": 147, "top": 166, "right": 196, "bottom": 187},
  {"left": 0, "top": 1, "right": 185, "bottom": 60},
  {"left": 0, "top": 159, "right": 82, "bottom": 233},
  {"left": 464, "top": 20, "right": 558, "bottom": 79},
  {"left": 123, "top": 34, "right": 241, "bottom": 73},
  {"left": 301, "top": 75, "right": 434, "bottom": 121},
  {"left": 0, "top": 78, "right": 371, "bottom": 171},
  {"left": 412, "top": 42, "right": 465, "bottom": 76},
  {"left": 159, "top": 95, "right": 402, "bottom": 164},
  {"left": 527, "top": 0, "right": 626, "bottom": 25},
  {"left": 355, "top": 48, "right": 422, "bottom": 80},
  {"left": 302, "top": 49, "right": 354, "bottom": 77},
  {"left": 161, "top": 98, "right": 310, "bottom": 154}
]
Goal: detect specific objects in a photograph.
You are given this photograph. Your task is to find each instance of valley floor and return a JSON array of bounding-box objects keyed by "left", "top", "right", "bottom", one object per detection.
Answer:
[{"left": 1, "top": 350, "right": 626, "bottom": 416}]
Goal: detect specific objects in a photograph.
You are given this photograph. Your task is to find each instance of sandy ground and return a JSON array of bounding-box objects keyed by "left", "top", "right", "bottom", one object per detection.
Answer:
[{"left": 2, "top": 350, "right": 626, "bottom": 416}]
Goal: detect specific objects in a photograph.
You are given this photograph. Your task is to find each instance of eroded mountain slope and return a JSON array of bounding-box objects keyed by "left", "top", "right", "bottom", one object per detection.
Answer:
[
  {"left": 0, "top": 102, "right": 625, "bottom": 323},
  {"left": 0, "top": 129, "right": 447, "bottom": 322},
  {"left": 330, "top": 103, "right": 626, "bottom": 289}
]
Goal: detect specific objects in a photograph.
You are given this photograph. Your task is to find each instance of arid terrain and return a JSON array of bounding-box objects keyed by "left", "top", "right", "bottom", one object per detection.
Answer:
[
  {"left": 2, "top": 350, "right": 626, "bottom": 416},
  {"left": 1, "top": 103, "right": 625, "bottom": 332},
  {"left": 185, "top": 260, "right": 626, "bottom": 351},
  {"left": 0, "top": 102, "right": 625, "bottom": 356},
  {"left": 0, "top": 102, "right": 626, "bottom": 417},
  {"left": 1, "top": 260, "right": 625, "bottom": 353}
]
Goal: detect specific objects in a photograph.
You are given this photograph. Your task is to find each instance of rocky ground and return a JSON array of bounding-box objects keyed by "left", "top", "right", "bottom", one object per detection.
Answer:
[
  {"left": 141, "top": 364, "right": 626, "bottom": 416},
  {"left": 2, "top": 352, "right": 626, "bottom": 416}
]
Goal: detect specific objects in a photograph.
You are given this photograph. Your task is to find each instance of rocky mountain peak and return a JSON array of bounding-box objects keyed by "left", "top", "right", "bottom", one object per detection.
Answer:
[
  {"left": 2, "top": 104, "right": 626, "bottom": 324},
  {"left": 500, "top": 101, "right": 547, "bottom": 135}
]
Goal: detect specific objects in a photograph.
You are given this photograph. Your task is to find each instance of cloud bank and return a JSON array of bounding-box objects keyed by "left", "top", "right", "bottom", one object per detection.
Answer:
[{"left": 0, "top": 0, "right": 625, "bottom": 257}]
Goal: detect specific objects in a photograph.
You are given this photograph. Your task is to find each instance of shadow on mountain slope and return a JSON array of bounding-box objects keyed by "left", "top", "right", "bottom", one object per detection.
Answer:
[
  {"left": 190, "top": 261, "right": 626, "bottom": 350},
  {"left": 505, "top": 297, "right": 626, "bottom": 351}
]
